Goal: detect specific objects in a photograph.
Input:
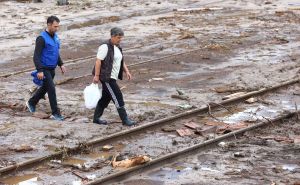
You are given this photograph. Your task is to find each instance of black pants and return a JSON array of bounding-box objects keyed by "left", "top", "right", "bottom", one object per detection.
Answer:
[
  {"left": 94, "top": 79, "right": 124, "bottom": 121},
  {"left": 29, "top": 69, "right": 59, "bottom": 115}
]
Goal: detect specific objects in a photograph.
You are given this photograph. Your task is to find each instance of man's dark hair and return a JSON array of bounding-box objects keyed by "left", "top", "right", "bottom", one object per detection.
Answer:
[
  {"left": 47, "top": 16, "right": 60, "bottom": 24},
  {"left": 110, "top": 27, "right": 124, "bottom": 36}
]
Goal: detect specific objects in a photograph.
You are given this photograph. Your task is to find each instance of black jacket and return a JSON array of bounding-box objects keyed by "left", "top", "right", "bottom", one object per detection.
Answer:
[{"left": 92, "top": 39, "right": 124, "bottom": 82}]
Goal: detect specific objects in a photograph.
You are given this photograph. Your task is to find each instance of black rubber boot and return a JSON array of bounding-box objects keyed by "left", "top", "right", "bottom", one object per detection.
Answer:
[
  {"left": 93, "top": 118, "right": 108, "bottom": 125},
  {"left": 93, "top": 105, "right": 107, "bottom": 125},
  {"left": 117, "top": 107, "right": 135, "bottom": 126}
]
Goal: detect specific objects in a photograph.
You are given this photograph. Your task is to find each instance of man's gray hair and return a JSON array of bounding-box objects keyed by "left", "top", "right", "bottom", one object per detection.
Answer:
[{"left": 110, "top": 27, "right": 124, "bottom": 36}]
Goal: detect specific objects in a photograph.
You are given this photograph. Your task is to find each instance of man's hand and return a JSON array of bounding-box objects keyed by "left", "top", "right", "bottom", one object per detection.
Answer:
[
  {"left": 37, "top": 72, "right": 44, "bottom": 80},
  {"left": 60, "top": 65, "right": 66, "bottom": 74},
  {"left": 125, "top": 71, "right": 132, "bottom": 80},
  {"left": 93, "top": 75, "right": 100, "bottom": 84}
]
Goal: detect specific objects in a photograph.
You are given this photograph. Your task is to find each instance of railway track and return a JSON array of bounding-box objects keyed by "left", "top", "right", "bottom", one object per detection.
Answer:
[{"left": 0, "top": 78, "right": 299, "bottom": 184}]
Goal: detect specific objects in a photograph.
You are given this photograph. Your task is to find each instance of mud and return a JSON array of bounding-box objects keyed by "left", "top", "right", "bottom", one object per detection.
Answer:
[
  {"left": 126, "top": 117, "right": 300, "bottom": 185},
  {"left": 0, "top": 0, "right": 300, "bottom": 184}
]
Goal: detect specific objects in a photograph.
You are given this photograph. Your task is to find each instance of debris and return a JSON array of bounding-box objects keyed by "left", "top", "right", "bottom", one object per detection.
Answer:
[
  {"left": 178, "top": 31, "right": 195, "bottom": 40},
  {"left": 176, "top": 89, "right": 185, "bottom": 95},
  {"left": 171, "top": 94, "right": 189, "bottom": 100},
  {"left": 245, "top": 97, "right": 258, "bottom": 104},
  {"left": 162, "top": 125, "right": 176, "bottom": 132},
  {"left": 178, "top": 104, "right": 194, "bottom": 109},
  {"left": 112, "top": 155, "right": 151, "bottom": 168},
  {"left": 47, "top": 131, "right": 74, "bottom": 141},
  {"left": 195, "top": 126, "right": 218, "bottom": 136},
  {"left": 176, "top": 128, "right": 193, "bottom": 137},
  {"left": 204, "top": 43, "right": 229, "bottom": 51},
  {"left": 217, "top": 122, "right": 248, "bottom": 134},
  {"left": 218, "top": 141, "right": 227, "bottom": 148},
  {"left": 282, "top": 164, "right": 298, "bottom": 172},
  {"left": 294, "top": 136, "right": 300, "bottom": 144},
  {"left": 57, "top": 0, "right": 69, "bottom": 6},
  {"left": 184, "top": 122, "right": 200, "bottom": 129},
  {"left": 218, "top": 142, "right": 236, "bottom": 149},
  {"left": 259, "top": 136, "right": 294, "bottom": 143},
  {"left": 293, "top": 92, "right": 300, "bottom": 96},
  {"left": 33, "top": 112, "right": 50, "bottom": 119},
  {"left": 214, "top": 86, "right": 243, "bottom": 93},
  {"left": 50, "top": 160, "right": 62, "bottom": 164},
  {"left": 72, "top": 171, "right": 88, "bottom": 180},
  {"left": 233, "top": 152, "right": 245, "bottom": 157},
  {"left": 10, "top": 144, "right": 34, "bottom": 152},
  {"left": 149, "top": 78, "right": 164, "bottom": 82},
  {"left": 120, "top": 85, "right": 127, "bottom": 90},
  {"left": 172, "top": 139, "right": 179, "bottom": 145},
  {"left": 288, "top": 7, "right": 300, "bottom": 10},
  {"left": 204, "top": 120, "right": 227, "bottom": 126},
  {"left": 274, "top": 37, "right": 289, "bottom": 44},
  {"left": 173, "top": 7, "right": 223, "bottom": 12},
  {"left": 102, "top": 145, "right": 114, "bottom": 151},
  {"left": 294, "top": 181, "right": 300, "bottom": 185},
  {"left": 222, "top": 92, "right": 247, "bottom": 100}
]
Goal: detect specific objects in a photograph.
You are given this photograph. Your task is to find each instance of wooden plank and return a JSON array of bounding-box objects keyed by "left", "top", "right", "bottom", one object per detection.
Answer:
[
  {"left": 176, "top": 128, "right": 193, "bottom": 137},
  {"left": 184, "top": 122, "right": 200, "bottom": 129}
]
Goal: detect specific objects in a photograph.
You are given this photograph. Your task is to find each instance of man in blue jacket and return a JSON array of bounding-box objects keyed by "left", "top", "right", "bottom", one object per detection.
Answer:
[{"left": 26, "top": 16, "right": 66, "bottom": 121}]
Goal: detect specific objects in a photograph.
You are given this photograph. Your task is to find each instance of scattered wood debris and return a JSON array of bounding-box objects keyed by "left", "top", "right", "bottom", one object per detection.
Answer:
[
  {"left": 217, "top": 122, "right": 248, "bottom": 134},
  {"left": 204, "top": 43, "right": 229, "bottom": 51},
  {"left": 245, "top": 97, "right": 258, "bottom": 104},
  {"left": 195, "top": 126, "right": 218, "bottom": 136},
  {"left": 149, "top": 78, "right": 164, "bottom": 82},
  {"left": 9, "top": 144, "right": 34, "bottom": 152},
  {"left": 259, "top": 136, "right": 294, "bottom": 143},
  {"left": 72, "top": 171, "right": 88, "bottom": 181},
  {"left": 222, "top": 92, "right": 247, "bottom": 100},
  {"left": 171, "top": 94, "right": 189, "bottom": 100},
  {"left": 112, "top": 155, "right": 151, "bottom": 168},
  {"left": 176, "top": 128, "right": 193, "bottom": 137},
  {"left": 184, "top": 122, "right": 200, "bottom": 129},
  {"left": 204, "top": 120, "right": 227, "bottom": 126}
]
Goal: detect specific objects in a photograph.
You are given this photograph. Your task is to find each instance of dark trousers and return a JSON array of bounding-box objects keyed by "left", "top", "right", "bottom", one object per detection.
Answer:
[
  {"left": 29, "top": 69, "right": 59, "bottom": 115},
  {"left": 93, "top": 79, "right": 124, "bottom": 121}
]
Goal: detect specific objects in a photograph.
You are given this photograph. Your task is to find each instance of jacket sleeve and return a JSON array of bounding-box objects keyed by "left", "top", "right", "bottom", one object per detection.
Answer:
[
  {"left": 58, "top": 55, "right": 64, "bottom": 66},
  {"left": 33, "top": 36, "right": 45, "bottom": 72}
]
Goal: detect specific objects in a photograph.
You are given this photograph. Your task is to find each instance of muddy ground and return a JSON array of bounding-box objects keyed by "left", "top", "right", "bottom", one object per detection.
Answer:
[
  {"left": 124, "top": 116, "right": 300, "bottom": 185},
  {"left": 0, "top": 0, "right": 300, "bottom": 184}
]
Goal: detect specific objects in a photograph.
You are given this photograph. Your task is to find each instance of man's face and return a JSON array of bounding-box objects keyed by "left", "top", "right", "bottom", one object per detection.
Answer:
[
  {"left": 47, "top": 21, "right": 60, "bottom": 34},
  {"left": 111, "top": 35, "right": 123, "bottom": 45}
]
